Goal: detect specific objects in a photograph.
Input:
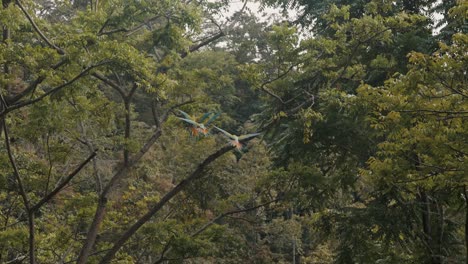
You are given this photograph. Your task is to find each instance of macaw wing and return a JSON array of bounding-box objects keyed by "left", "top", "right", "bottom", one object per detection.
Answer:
[
  {"left": 238, "top": 133, "right": 261, "bottom": 140},
  {"left": 214, "top": 126, "right": 235, "bottom": 139},
  {"left": 197, "top": 112, "right": 212, "bottom": 123},
  {"left": 177, "top": 117, "right": 200, "bottom": 127},
  {"left": 177, "top": 110, "right": 192, "bottom": 119},
  {"left": 204, "top": 112, "right": 221, "bottom": 125}
]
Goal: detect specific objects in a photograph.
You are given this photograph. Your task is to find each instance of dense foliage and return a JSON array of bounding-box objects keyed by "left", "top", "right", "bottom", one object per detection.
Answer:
[{"left": 0, "top": 0, "right": 466, "bottom": 263}]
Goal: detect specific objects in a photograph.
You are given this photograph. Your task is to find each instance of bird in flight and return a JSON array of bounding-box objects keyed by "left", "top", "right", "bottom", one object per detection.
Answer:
[
  {"left": 214, "top": 126, "right": 260, "bottom": 151},
  {"left": 177, "top": 110, "right": 220, "bottom": 136}
]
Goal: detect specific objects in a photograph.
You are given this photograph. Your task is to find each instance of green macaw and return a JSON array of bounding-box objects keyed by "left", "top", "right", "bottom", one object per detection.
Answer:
[
  {"left": 214, "top": 126, "right": 261, "bottom": 150},
  {"left": 177, "top": 110, "right": 220, "bottom": 136}
]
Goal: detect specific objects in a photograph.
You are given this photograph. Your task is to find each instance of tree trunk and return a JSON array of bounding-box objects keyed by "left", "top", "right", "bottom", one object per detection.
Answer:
[
  {"left": 2, "top": 0, "right": 11, "bottom": 94},
  {"left": 76, "top": 197, "right": 107, "bottom": 264},
  {"left": 464, "top": 186, "right": 468, "bottom": 264},
  {"left": 98, "top": 145, "right": 234, "bottom": 263},
  {"left": 420, "top": 189, "right": 442, "bottom": 264},
  {"left": 27, "top": 212, "right": 36, "bottom": 264},
  {"left": 124, "top": 100, "right": 130, "bottom": 166},
  {"left": 72, "top": 0, "right": 89, "bottom": 9}
]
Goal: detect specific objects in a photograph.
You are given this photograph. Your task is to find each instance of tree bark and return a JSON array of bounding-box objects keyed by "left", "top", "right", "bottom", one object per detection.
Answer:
[
  {"left": 76, "top": 197, "right": 107, "bottom": 264},
  {"left": 420, "top": 189, "right": 432, "bottom": 242},
  {"left": 123, "top": 100, "right": 130, "bottom": 166},
  {"left": 27, "top": 212, "right": 35, "bottom": 264},
  {"left": 419, "top": 189, "right": 443, "bottom": 264}
]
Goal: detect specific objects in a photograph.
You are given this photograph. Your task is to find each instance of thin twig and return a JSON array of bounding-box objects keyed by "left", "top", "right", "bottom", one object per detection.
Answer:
[
  {"left": 7, "top": 59, "right": 68, "bottom": 104},
  {"left": 2, "top": 118, "right": 36, "bottom": 264},
  {"left": 31, "top": 150, "right": 97, "bottom": 212},
  {"left": 15, "top": 0, "right": 65, "bottom": 55},
  {"left": 98, "top": 139, "right": 267, "bottom": 263},
  {"left": 396, "top": 109, "right": 468, "bottom": 115},
  {"left": 259, "top": 64, "right": 298, "bottom": 104},
  {"left": 92, "top": 73, "right": 126, "bottom": 98},
  {"left": 1, "top": 62, "right": 107, "bottom": 118},
  {"left": 2, "top": 119, "right": 30, "bottom": 210},
  {"left": 154, "top": 199, "right": 277, "bottom": 264}
]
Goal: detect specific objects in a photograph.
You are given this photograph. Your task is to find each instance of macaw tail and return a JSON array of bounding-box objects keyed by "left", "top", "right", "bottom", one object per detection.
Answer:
[
  {"left": 199, "top": 127, "right": 209, "bottom": 135},
  {"left": 231, "top": 140, "right": 243, "bottom": 150},
  {"left": 190, "top": 127, "right": 199, "bottom": 136}
]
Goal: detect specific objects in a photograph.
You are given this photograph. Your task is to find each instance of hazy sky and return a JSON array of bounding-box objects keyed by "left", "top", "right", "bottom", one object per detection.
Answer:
[
  {"left": 227, "top": 0, "right": 299, "bottom": 22},
  {"left": 228, "top": 0, "right": 445, "bottom": 35}
]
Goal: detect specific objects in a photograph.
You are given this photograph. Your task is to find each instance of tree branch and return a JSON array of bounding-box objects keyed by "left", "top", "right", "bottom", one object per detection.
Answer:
[
  {"left": 92, "top": 72, "right": 126, "bottom": 98},
  {"left": 6, "top": 59, "right": 68, "bottom": 104},
  {"left": 120, "top": 15, "right": 164, "bottom": 37},
  {"left": 178, "top": 0, "right": 250, "bottom": 59},
  {"left": 192, "top": 199, "right": 277, "bottom": 237},
  {"left": 98, "top": 143, "right": 238, "bottom": 263},
  {"left": 15, "top": 0, "right": 65, "bottom": 55},
  {"left": 2, "top": 119, "right": 30, "bottom": 210},
  {"left": 0, "top": 62, "right": 106, "bottom": 118},
  {"left": 181, "top": 32, "right": 225, "bottom": 58},
  {"left": 154, "top": 199, "right": 278, "bottom": 264},
  {"left": 259, "top": 64, "right": 298, "bottom": 104},
  {"left": 161, "top": 100, "right": 195, "bottom": 124},
  {"left": 77, "top": 115, "right": 172, "bottom": 263},
  {"left": 31, "top": 150, "right": 97, "bottom": 212},
  {"left": 396, "top": 109, "right": 468, "bottom": 115},
  {"left": 2, "top": 118, "right": 36, "bottom": 264},
  {"left": 463, "top": 185, "right": 468, "bottom": 264},
  {"left": 329, "top": 27, "right": 392, "bottom": 88}
]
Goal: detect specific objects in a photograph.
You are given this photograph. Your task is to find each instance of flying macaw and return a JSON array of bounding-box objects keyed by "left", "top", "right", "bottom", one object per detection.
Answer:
[
  {"left": 214, "top": 126, "right": 261, "bottom": 150},
  {"left": 177, "top": 110, "right": 220, "bottom": 136}
]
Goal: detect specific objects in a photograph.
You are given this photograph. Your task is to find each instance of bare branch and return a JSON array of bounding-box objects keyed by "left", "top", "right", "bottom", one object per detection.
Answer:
[
  {"left": 97, "top": 18, "right": 111, "bottom": 35},
  {"left": 2, "top": 118, "right": 36, "bottom": 264},
  {"left": 127, "top": 83, "right": 138, "bottom": 100},
  {"left": 258, "top": 64, "right": 299, "bottom": 104},
  {"left": 151, "top": 101, "right": 161, "bottom": 127},
  {"left": 7, "top": 59, "right": 68, "bottom": 104},
  {"left": 427, "top": 67, "right": 468, "bottom": 99},
  {"left": 257, "top": 93, "right": 315, "bottom": 134},
  {"left": 31, "top": 150, "right": 97, "bottom": 212},
  {"left": 15, "top": 0, "right": 65, "bottom": 55},
  {"left": 396, "top": 109, "right": 468, "bottom": 115},
  {"left": 98, "top": 143, "right": 239, "bottom": 264},
  {"left": 329, "top": 27, "right": 392, "bottom": 88},
  {"left": 92, "top": 72, "right": 126, "bottom": 98},
  {"left": 2, "top": 119, "right": 30, "bottom": 210},
  {"left": 180, "top": 0, "right": 250, "bottom": 58},
  {"left": 77, "top": 124, "right": 167, "bottom": 263},
  {"left": 160, "top": 100, "right": 195, "bottom": 124},
  {"left": 121, "top": 15, "right": 164, "bottom": 37},
  {"left": 5, "top": 255, "right": 27, "bottom": 264},
  {"left": 154, "top": 199, "right": 278, "bottom": 264},
  {"left": 1, "top": 62, "right": 107, "bottom": 118},
  {"left": 192, "top": 199, "right": 277, "bottom": 237},
  {"left": 181, "top": 32, "right": 225, "bottom": 58}
]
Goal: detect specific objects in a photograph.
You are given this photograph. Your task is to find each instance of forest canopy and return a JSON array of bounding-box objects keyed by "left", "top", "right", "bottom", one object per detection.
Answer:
[{"left": 0, "top": 0, "right": 466, "bottom": 263}]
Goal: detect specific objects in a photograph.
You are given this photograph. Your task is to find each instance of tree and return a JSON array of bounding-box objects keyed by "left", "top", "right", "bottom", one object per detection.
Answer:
[
  {"left": 357, "top": 28, "right": 467, "bottom": 263},
  {"left": 253, "top": 0, "right": 466, "bottom": 262},
  {"left": 0, "top": 0, "right": 271, "bottom": 263},
  {"left": 2, "top": 0, "right": 466, "bottom": 262}
]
